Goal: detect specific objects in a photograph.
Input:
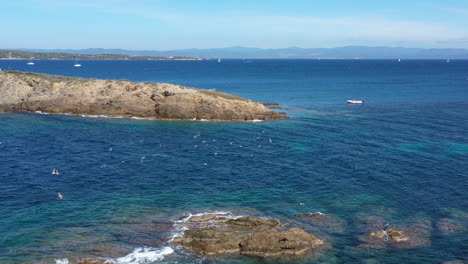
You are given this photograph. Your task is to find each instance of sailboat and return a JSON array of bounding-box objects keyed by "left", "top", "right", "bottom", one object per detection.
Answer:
[
  {"left": 398, "top": 58, "right": 401, "bottom": 62},
  {"left": 217, "top": 58, "right": 221, "bottom": 63},
  {"left": 27, "top": 58, "right": 35, "bottom": 65},
  {"left": 74, "top": 57, "right": 82, "bottom": 67},
  {"left": 446, "top": 58, "right": 450, "bottom": 63}
]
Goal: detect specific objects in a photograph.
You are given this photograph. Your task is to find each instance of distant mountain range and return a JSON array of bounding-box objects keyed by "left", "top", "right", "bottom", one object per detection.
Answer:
[{"left": 14, "top": 46, "right": 468, "bottom": 59}]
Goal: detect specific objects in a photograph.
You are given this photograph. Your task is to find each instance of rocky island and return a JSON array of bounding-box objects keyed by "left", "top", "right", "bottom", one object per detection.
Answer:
[
  {"left": 0, "top": 71, "right": 286, "bottom": 121},
  {"left": 172, "top": 214, "right": 325, "bottom": 258}
]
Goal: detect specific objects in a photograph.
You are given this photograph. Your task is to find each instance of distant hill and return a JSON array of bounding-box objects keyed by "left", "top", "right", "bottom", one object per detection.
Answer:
[{"left": 15, "top": 46, "right": 468, "bottom": 59}]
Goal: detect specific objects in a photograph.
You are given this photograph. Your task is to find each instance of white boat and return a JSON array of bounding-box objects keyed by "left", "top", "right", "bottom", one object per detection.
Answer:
[
  {"left": 217, "top": 58, "right": 221, "bottom": 62},
  {"left": 446, "top": 59, "right": 450, "bottom": 63},
  {"left": 74, "top": 58, "right": 82, "bottom": 67},
  {"left": 398, "top": 59, "right": 401, "bottom": 62},
  {"left": 27, "top": 59, "right": 35, "bottom": 65},
  {"left": 347, "top": 99, "right": 364, "bottom": 104}
]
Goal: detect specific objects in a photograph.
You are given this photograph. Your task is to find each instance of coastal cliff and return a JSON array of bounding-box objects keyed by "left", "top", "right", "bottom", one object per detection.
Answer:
[{"left": 0, "top": 71, "right": 286, "bottom": 121}]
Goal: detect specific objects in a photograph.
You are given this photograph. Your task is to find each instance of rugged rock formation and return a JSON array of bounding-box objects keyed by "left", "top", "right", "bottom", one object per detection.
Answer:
[
  {"left": 172, "top": 214, "right": 325, "bottom": 258},
  {"left": 0, "top": 71, "right": 286, "bottom": 121}
]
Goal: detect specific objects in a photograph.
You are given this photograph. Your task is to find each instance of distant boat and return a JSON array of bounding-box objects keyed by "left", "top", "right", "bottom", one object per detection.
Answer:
[
  {"left": 398, "top": 59, "right": 401, "bottom": 62},
  {"left": 347, "top": 99, "right": 364, "bottom": 104},
  {"left": 446, "top": 59, "right": 450, "bottom": 63},
  {"left": 74, "top": 58, "right": 82, "bottom": 67},
  {"left": 217, "top": 58, "right": 221, "bottom": 63},
  {"left": 27, "top": 58, "right": 35, "bottom": 65}
]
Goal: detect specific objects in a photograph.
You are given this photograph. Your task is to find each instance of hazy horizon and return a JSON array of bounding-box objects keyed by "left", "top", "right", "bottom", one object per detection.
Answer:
[
  {"left": 6, "top": 45, "right": 468, "bottom": 51},
  {"left": 2, "top": 0, "right": 468, "bottom": 50}
]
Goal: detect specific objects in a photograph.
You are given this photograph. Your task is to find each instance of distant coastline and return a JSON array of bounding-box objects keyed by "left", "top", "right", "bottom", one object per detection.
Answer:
[
  {"left": 9, "top": 46, "right": 468, "bottom": 59},
  {"left": 0, "top": 49, "right": 201, "bottom": 61}
]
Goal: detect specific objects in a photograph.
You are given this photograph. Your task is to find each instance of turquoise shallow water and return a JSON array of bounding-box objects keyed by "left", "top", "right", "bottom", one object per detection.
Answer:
[{"left": 0, "top": 60, "right": 467, "bottom": 263}]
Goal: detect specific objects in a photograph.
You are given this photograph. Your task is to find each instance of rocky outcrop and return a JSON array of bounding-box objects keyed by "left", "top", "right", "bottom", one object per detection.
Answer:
[
  {"left": 357, "top": 216, "right": 432, "bottom": 249},
  {"left": 0, "top": 71, "right": 286, "bottom": 121},
  {"left": 172, "top": 214, "right": 325, "bottom": 258}
]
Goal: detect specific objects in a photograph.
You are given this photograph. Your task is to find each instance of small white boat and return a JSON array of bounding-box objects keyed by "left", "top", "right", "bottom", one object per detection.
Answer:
[
  {"left": 74, "top": 58, "right": 82, "bottom": 67},
  {"left": 27, "top": 60, "right": 35, "bottom": 65},
  {"left": 446, "top": 59, "right": 450, "bottom": 63},
  {"left": 51, "top": 168, "right": 60, "bottom": 175},
  {"left": 347, "top": 100, "right": 364, "bottom": 104},
  {"left": 217, "top": 58, "right": 221, "bottom": 62},
  {"left": 398, "top": 59, "right": 401, "bottom": 62}
]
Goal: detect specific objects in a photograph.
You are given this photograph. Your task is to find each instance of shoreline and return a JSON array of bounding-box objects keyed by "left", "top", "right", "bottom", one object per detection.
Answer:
[{"left": 29, "top": 110, "right": 267, "bottom": 122}]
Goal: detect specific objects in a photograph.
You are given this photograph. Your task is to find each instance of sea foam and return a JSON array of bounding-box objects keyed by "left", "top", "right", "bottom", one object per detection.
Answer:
[{"left": 114, "top": 246, "right": 174, "bottom": 264}]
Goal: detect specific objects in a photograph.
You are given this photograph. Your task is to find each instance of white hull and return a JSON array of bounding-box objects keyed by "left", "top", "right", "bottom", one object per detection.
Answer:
[
  {"left": 27, "top": 62, "right": 35, "bottom": 65},
  {"left": 74, "top": 64, "right": 82, "bottom": 67},
  {"left": 347, "top": 100, "right": 364, "bottom": 104}
]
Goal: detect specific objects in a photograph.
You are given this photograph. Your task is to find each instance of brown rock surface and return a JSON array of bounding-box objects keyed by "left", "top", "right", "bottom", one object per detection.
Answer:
[
  {"left": 0, "top": 71, "right": 286, "bottom": 121},
  {"left": 172, "top": 215, "right": 324, "bottom": 258},
  {"left": 240, "top": 227, "right": 324, "bottom": 257}
]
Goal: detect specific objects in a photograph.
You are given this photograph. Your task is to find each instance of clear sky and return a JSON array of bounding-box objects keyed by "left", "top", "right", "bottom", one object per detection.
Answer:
[{"left": 2, "top": 0, "right": 468, "bottom": 50}]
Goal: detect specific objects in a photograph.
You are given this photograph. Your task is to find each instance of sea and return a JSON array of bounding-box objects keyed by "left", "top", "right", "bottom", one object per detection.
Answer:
[{"left": 0, "top": 59, "right": 467, "bottom": 264}]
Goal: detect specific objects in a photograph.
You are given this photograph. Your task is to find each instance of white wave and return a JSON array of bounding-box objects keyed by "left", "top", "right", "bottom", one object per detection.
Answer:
[
  {"left": 34, "top": 110, "right": 50, "bottom": 115},
  {"left": 114, "top": 246, "right": 174, "bottom": 264},
  {"left": 130, "top": 116, "right": 155, "bottom": 120},
  {"left": 55, "top": 259, "right": 69, "bottom": 264},
  {"left": 80, "top": 114, "right": 128, "bottom": 119}
]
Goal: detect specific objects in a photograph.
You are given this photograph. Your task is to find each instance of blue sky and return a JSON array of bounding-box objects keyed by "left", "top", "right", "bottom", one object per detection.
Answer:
[{"left": 3, "top": 0, "right": 468, "bottom": 50}]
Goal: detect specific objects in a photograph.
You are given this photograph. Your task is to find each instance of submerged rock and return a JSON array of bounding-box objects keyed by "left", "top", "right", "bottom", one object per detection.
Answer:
[
  {"left": 172, "top": 215, "right": 325, "bottom": 258},
  {"left": 437, "top": 210, "right": 468, "bottom": 234},
  {"left": 441, "top": 260, "right": 467, "bottom": 264},
  {"left": 437, "top": 218, "right": 467, "bottom": 233},
  {"left": 0, "top": 71, "right": 286, "bottom": 121},
  {"left": 293, "top": 212, "right": 346, "bottom": 233}
]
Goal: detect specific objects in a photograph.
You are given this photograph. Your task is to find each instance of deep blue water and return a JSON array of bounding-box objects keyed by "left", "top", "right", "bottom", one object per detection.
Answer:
[{"left": 0, "top": 59, "right": 467, "bottom": 264}]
